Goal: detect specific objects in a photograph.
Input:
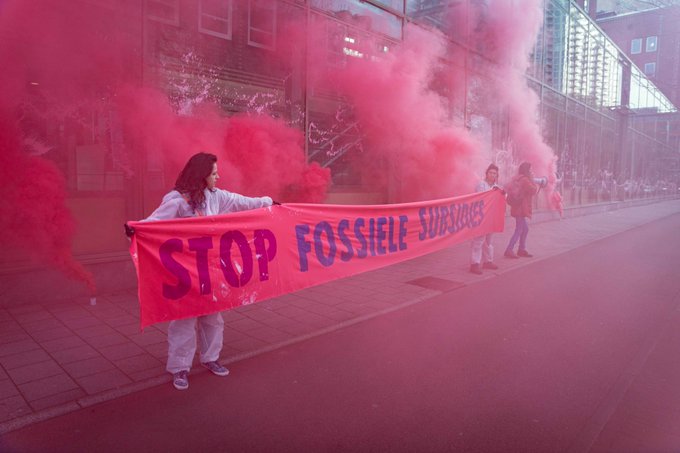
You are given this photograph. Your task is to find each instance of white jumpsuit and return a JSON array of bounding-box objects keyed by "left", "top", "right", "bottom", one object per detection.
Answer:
[
  {"left": 143, "top": 188, "right": 272, "bottom": 373},
  {"left": 470, "top": 180, "right": 495, "bottom": 265}
]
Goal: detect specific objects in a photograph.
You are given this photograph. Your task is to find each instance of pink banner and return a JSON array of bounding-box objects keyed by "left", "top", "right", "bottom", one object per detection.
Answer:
[{"left": 129, "top": 190, "right": 506, "bottom": 328}]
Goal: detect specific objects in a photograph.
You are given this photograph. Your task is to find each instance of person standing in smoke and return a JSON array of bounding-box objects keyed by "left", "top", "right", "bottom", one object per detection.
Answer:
[
  {"left": 504, "top": 162, "right": 539, "bottom": 259},
  {"left": 139, "top": 152, "right": 273, "bottom": 390},
  {"left": 469, "top": 164, "right": 501, "bottom": 275}
]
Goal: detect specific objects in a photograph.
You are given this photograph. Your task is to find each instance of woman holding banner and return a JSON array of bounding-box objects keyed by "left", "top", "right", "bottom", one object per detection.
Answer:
[{"left": 141, "top": 152, "right": 273, "bottom": 390}]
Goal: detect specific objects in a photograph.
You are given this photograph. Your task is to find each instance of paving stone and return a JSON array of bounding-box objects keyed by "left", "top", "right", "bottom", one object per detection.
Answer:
[
  {"left": 246, "top": 327, "right": 293, "bottom": 344},
  {"left": 61, "top": 357, "right": 116, "bottom": 379},
  {"left": 19, "top": 317, "right": 66, "bottom": 332},
  {"left": 41, "top": 336, "right": 87, "bottom": 353},
  {"left": 85, "top": 332, "right": 130, "bottom": 349},
  {"left": 7, "top": 305, "right": 43, "bottom": 316},
  {"left": 0, "top": 395, "right": 31, "bottom": 423},
  {"left": 0, "top": 339, "right": 40, "bottom": 358},
  {"left": 128, "top": 367, "right": 166, "bottom": 382},
  {"left": 143, "top": 342, "right": 168, "bottom": 360},
  {"left": 97, "top": 343, "right": 145, "bottom": 361},
  {"left": 225, "top": 337, "right": 269, "bottom": 353},
  {"left": 0, "top": 379, "right": 20, "bottom": 399},
  {"left": 51, "top": 308, "right": 91, "bottom": 320},
  {"left": 221, "top": 327, "right": 250, "bottom": 343},
  {"left": 14, "top": 310, "right": 55, "bottom": 324},
  {"left": 28, "top": 326, "right": 74, "bottom": 343},
  {"left": 75, "top": 369, "right": 132, "bottom": 395},
  {"left": 18, "top": 373, "right": 79, "bottom": 401},
  {"left": 61, "top": 316, "right": 104, "bottom": 330},
  {"left": 127, "top": 330, "right": 166, "bottom": 347},
  {"left": 0, "top": 332, "right": 32, "bottom": 345},
  {"left": 51, "top": 345, "right": 102, "bottom": 365},
  {"left": 115, "top": 323, "right": 142, "bottom": 336},
  {"left": 0, "top": 348, "right": 52, "bottom": 370},
  {"left": 225, "top": 318, "right": 266, "bottom": 333},
  {"left": 115, "top": 353, "right": 162, "bottom": 376},
  {"left": 8, "top": 360, "right": 65, "bottom": 385},
  {"left": 29, "top": 388, "right": 86, "bottom": 412},
  {"left": 74, "top": 324, "right": 118, "bottom": 339}
]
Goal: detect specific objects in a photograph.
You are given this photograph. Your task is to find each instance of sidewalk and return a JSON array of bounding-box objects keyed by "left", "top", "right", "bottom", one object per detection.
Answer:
[{"left": 1, "top": 198, "right": 679, "bottom": 434}]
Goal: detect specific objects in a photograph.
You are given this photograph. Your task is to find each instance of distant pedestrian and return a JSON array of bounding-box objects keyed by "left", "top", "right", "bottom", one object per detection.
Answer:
[
  {"left": 470, "top": 164, "right": 500, "bottom": 275},
  {"left": 140, "top": 152, "right": 273, "bottom": 390},
  {"left": 504, "top": 162, "right": 539, "bottom": 259}
]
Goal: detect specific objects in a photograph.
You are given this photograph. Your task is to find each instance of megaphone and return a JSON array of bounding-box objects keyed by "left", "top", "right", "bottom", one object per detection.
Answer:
[{"left": 533, "top": 177, "right": 548, "bottom": 188}]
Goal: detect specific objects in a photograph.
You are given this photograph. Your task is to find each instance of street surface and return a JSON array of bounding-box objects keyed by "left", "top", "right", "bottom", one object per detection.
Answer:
[{"left": 2, "top": 213, "right": 680, "bottom": 452}]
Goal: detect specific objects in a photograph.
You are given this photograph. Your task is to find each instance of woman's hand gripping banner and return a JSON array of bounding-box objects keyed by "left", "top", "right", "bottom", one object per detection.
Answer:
[{"left": 128, "top": 190, "right": 506, "bottom": 328}]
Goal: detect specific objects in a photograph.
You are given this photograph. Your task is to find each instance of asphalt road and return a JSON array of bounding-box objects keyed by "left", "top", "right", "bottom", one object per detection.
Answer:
[{"left": 3, "top": 213, "right": 680, "bottom": 452}]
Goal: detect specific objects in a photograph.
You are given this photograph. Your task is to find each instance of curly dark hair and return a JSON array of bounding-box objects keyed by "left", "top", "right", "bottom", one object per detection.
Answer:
[{"left": 174, "top": 152, "right": 217, "bottom": 211}]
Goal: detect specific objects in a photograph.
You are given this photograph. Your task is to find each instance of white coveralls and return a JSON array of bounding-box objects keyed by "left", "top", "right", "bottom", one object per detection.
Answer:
[
  {"left": 470, "top": 180, "right": 495, "bottom": 265},
  {"left": 143, "top": 188, "right": 272, "bottom": 373}
]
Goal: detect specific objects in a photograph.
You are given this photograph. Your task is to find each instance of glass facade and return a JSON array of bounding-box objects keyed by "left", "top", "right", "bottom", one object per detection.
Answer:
[{"left": 3, "top": 0, "right": 679, "bottom": 276}]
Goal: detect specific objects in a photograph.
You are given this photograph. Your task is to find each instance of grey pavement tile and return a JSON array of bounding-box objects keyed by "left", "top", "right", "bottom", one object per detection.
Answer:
[
  {"left": 143, "top": 342, "right": 168, "bottom": 360},
  {"left": 97, "top": 342, "right": 145, "bottom": 361},
  {"left": 13, "top": 310, "right": 55, "bottom": 324},
  {"left": 18, "top": 373, "right": 79, "bottom": 402},
  {"left": 0, "top": 339, "right": 40, "bottom": 358},
  {"left": 221, "top": 310, "right": 248, "bottom": 323},
  {"left": 115, "top": 323, "right": 142, "bottom": 336},
  {"left": 74, "top": 324, "right": 118, "bottom": 339},
  {"left": 270, "top": 321, "right": 314, "bottom": 336},
  {"left": 127, "top": 367, "right": 165, "bottom": 382},
  {"left": 127, "top": 330, "right": 167, "bottom": 347},
  {"left": 51, "top": 345, "right": 102, "bottom": 365},
  {"left": 7, "top": 305, "right": 43, "bottom": 316},
  {"left": 27, "top": 326, "right": 74, "bottom": 343},
  {"left": 240, "top": 307, "right": 281, "bottom": 322},
  {"left": 0, "top": 395, "right": 31, "bottom": 423},
  {"left": 41, "top": 336, "right": 87, "bottom": 353},
  {"left": 0, "top": 348, "right": 52, "bottom": 370},
  {"left": 29, "top": 388, "right": 86, "bottom": 412},
  {"left": 61, "top": 357, "right": 116, "bottom": 379},
  {"left": 0, "top": 332, "right": 32, "bottom": 345},
  {"left": 19, "top": 317, "right": 66, "bottom": 333},
  {"left": 51, "top": 308, "right": 91, "bottom": 320},
  {"left": 246, "top": 326, "right": 294, "bottom": 344},
  {"left": 104, "top": 315, "right": 140, "bottom": 327},
  {"left": 225, "top": 337, "right": 269, "bottom": 353},
  {"left": 152, "top": 323, "right": 169, "bottom": 334},
  {"left": 115, "top": 354, "right": 163, "bottom": 376},
  {"left": 225, "top": 317, "right": 266, "bottom": 333},
  {"left": 272, "top": 306, "right": 312, "bottom": 319},
  {"left": 85, "top": 332, "right": 130, "bottom": 349},
  {"left": 0, "top": 366, "right": 7, "bottom": 380},
  {"left": 7, "top": 360, "right": 64, "bottom": 385},
  {"left": 221, "top": 327, "right": 250, "bottom": 343},
  {"left": 0, "top": 379, "right": 20, "bottom": 400},
  {"left": 75, "top": 369, "right": 133, "bottom": 395},
  {"left": 60, "top": 316, "right": 104, "bottom": 330}
]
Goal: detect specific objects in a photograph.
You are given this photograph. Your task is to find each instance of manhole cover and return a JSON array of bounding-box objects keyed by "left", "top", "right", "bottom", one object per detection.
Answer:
[{"left": 406, "top": 276, "right": 465, "bottom": 292}]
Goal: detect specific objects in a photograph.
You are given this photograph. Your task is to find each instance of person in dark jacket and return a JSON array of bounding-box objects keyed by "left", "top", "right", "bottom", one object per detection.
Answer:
[{"left": 504, "top": 162, "right": 539, "bottom": 259}]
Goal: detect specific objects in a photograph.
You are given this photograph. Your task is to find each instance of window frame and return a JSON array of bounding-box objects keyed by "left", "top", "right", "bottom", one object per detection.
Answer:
[
  {"left": 630, "top": 38, "right": 642, "bottom": 54},
  {"left": 247, "top": 0, "right": 277, "bottom": 50},
  {"left": 644, "top": 62, "right": 656, "bottom": 77},
  {"left": 145, "top": 0, "right": 180, "bottom": 26},
  {"left": 645, "top": 36, "right": 658, "bottom": 52},
  {"left": 198, "top": 0, "right": 233, "bottom": 40}
]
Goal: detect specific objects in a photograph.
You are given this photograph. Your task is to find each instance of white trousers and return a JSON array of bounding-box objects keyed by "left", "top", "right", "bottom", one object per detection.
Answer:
[
  {"left": 166, "top": 312, "right": 224, "bottom": 373},
  {"left": 471, "top": 233, "right": 494, "bottom": 264}
]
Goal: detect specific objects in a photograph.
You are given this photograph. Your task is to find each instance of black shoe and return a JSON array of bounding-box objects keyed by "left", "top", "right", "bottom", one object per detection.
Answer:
[
  {"left": 469, "top": 264, "right": 483, "bottom": 275},
  {"left": 517, "top": 250, "right": 533, "bottom": 258},
  {"left": 482, "top": 261, "right": 499, "bottom": 270},
  {"left": 504, "top": 250, "right": 518, "bottom": 259}
]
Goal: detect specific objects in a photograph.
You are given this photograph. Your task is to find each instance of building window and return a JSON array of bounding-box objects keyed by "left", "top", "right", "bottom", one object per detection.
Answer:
[
  {"left": 248, "top": 0, "right": 277, "bottom": 50},
  {"left": 199, "top": 0, "right": 232, "bottom": 39},
  {"left": 631, "top": 38, "right": 642, "bottom": 54},
  {"left": 646, "top": 36, "right": 657, "bottom": 52},
  {"left": 146, "top": 0, "right": 179, "bottom": 26},
  {"left": 644, "top": 62, "right": 656, "bottom": 76}
]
